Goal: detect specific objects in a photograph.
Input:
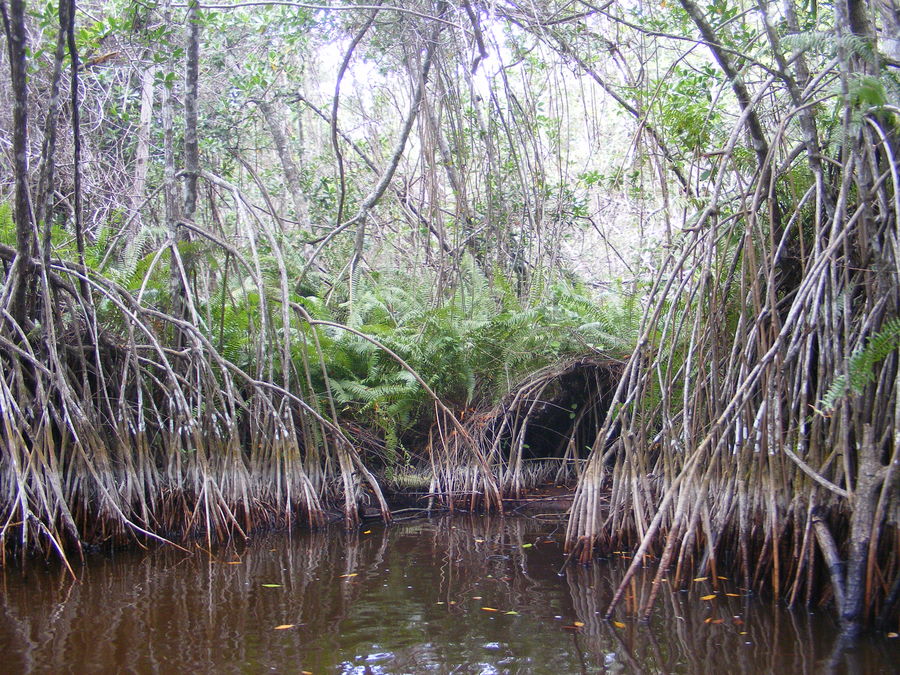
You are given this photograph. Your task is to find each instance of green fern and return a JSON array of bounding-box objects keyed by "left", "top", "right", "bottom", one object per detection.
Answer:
[
  {"left": 821, "top": 318, "right": 900, "bottom": 411},
  {"left": 0, "top": 202, "right": 14, "bottom": 245},
  {"left": 782, "top": 32, "right": 875, "bottom": 64}
]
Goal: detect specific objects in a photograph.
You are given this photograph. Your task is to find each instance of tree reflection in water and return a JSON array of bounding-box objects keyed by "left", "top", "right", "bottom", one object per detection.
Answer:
[{"left": 1, "top": 516, "right": 896, "bottom": 673}]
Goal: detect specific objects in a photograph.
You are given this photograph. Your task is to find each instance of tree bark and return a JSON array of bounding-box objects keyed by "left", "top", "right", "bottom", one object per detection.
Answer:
[
  {"left": 182, "top": 0, "right": 199, "bottom": 222},
  {"left": 171, "top": 0, "right": 200, "bottom": 328},
  {"left": 36, "top": 0, "right": 69, "bottom": 264},
  {"left": 131, "top": 61, "right": 156, "bottom": 234},
  {"left": 65, "top": 0, "right": 88, "bottom": 300},
  {"left": 1, "top": 0, "right": 34, "bottom": 327},
  {"left": 255, "top": 98, "right": 309, "bottom": 225}
]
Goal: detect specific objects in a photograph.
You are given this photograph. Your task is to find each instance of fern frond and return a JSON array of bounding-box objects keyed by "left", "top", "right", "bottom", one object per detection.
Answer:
[{"left": 821, "top": 318, "right": 900, "bottom": 411}]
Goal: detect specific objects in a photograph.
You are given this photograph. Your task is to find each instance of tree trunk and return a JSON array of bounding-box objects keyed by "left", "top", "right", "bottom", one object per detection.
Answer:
[
  {"left": 255, "top": 98, "right": 309, "bottom": 226},
  {"left": 182, "top": 0, "right": 199, "bottom": 223},
  {"left": 1, "top": 0, "right": 34, "bottom": 327},
  {"left": 131, "top": 61, "right": 156, "bottom": 234},
  {"left": 171, "top": 0, "right": 200, "bottom": 328},
  {"left": 65, "top": 0, "right": 88, "bottom": 301},
  {"left": 36, "top": 0, "right": 69, "bottom": 263},
  {"left": 842, "top": 426, "right": 884, "bottom": 636}
]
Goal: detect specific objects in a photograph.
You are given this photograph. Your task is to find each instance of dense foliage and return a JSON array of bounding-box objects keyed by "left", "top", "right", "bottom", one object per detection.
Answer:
[{"left": 1, "top": 0, "right": 897, "bottom": 635}]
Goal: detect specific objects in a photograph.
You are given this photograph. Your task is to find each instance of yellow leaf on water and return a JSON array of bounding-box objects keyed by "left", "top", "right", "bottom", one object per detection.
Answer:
[
  {"left": 613, "top": 621, "right": 626, "bottom": 629},
  {"left": 226, "top": 561, "right": 242, "bottom": 565},
  {"left": 700, "top": 594, "right": 718, "bottom": 601},
  {"left": 474, "top": 539, "right": 485, "bottom": 543},
  {"left": 363, "top": 530, "right": 372, "bottom": 534},
  {"left": 717, "top": 576, "right": 728, "bottom": 580},
  {"left": 573, "top": 621, "right": 585, "bottom": 627},
  {"left": 274, "top": 624, "right": 295, "bottom": 630},
  {"left": 726, "top": 593, "right": 741, "bottom": 597},
  {"left": 693, "top": 577, "right": 708, "bottom": 582},
  {"left": 338, "top": 573, "right": 358, "bottom": 579},
  {"left": 505, "top": 611, "right": 519, "bottom": 615},
  {"left": 481, "top": 607, "right": 499, "bottom": 612},
  {"left": 472, "top": 596, "right": 482, "bottom": 600},
  {"left": 262, "top": 584, "right": 282, "bottom": 588},
  {"left": 885, "top": 632, "right": 898, "bottom": 638}
]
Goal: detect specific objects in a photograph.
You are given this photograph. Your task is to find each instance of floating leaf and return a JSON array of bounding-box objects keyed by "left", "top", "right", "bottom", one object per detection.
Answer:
[
  {"left": 710, "top": 618, "right": 725, "bottom": 624},
  {"left": 262, "top": 584, "right": 282, "bottom": 588},
  {"left": 274, "top": 624, "right": 295, "bottom": 630},
  {"left": 505, "top": 611, "right": 519, "bottom": 615},
  {"left": 717, "top": 576, "right": 728, "bottom": 580},
  {"left": 886, "top": 632, "right": 898, "bottom": 638},
  {"left": 474, "top": 539, "right": 485, "bottom": 543},
  {"left": 338, "top": 573, "right": 358, "bottom": 579},
  {"left": 472, "top": 596, "right": 482, "bottom": 600},
  {"left": 363, "top": 530, "right": 372, "bottom": 534},
  {"left": 613, "top": 621, "right": 626, "bottom": 629},
  {"left": 481, "top": 607, "right": 499, "bottom": 612},
  {"left": 700, "top": 594, "right": 717, "bottom": 601},
  {"left": 226, "top": 561, "right": 242, "bottom": 565},
  {"left": 693, "top": 577, "right": 708, "bottom": 582},
  {"left": 522, "top": 543, "right": 533, "bottom": 548},
  {"left": 726, "top": 593, "right": 741, "bottom": 597},
  {"left": 573, "top": 621, "right": 585, "bottom": 627}
]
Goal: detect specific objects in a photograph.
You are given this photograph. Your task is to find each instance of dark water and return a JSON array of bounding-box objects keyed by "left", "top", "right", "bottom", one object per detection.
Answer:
[{"left": 1, "top": 515, "right": 897, "bottom": 674}]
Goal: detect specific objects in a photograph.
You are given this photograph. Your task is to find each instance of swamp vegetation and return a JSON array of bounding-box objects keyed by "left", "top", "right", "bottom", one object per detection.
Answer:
[{"left": 0, "top": 0, "right": 898, "bottom": 640}]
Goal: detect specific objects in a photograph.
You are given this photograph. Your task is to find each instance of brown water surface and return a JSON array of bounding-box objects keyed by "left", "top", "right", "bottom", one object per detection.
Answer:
[{"left": 1, "top": 515, "right": 897, "bottom": 673}]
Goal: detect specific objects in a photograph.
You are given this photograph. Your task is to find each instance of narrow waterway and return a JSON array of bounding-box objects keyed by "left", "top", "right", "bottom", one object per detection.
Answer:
[{"left": 1, "top": 514, "right": 897, "bottom": 673}]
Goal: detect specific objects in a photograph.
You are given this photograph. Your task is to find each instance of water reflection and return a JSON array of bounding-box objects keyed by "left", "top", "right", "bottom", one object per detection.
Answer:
[{"left": 1, "top": 515, "right": 897, "bottom": 673}]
